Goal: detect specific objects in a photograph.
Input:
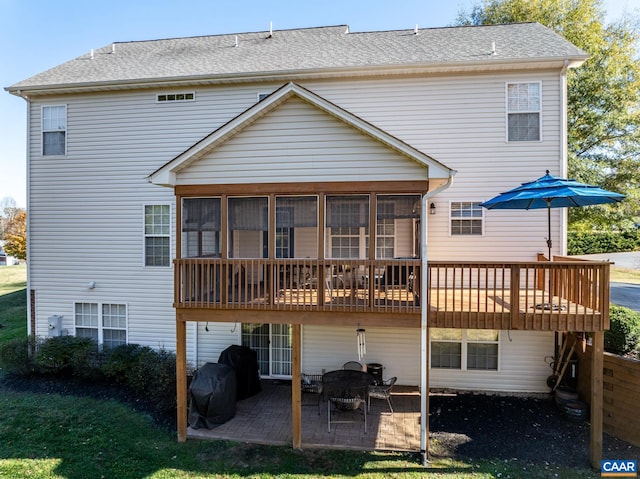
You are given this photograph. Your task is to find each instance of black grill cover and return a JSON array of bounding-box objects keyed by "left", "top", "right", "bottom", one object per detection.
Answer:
[
  {"left": 188, "top": 362, "right": 236, "bottom": 429},
  {"left": 218, "top": 345, "right": 261, "bottom": 400}
]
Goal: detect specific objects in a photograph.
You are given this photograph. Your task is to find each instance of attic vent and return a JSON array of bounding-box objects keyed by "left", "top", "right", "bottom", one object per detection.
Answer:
[{"left": 157, "top": 92, "right": 195, "bottom": 102}]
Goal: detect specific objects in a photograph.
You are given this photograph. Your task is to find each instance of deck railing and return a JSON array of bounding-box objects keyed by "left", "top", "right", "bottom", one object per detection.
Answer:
[
  {"left": 174, "top": 258, "right": 610, "bottom": 330},
  {"left": 175, "top": 258, "right": 420, "bottom": 313}
]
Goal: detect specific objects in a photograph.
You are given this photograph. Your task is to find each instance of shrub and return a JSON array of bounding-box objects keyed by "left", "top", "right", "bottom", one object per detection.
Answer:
[
  {"left": 0, "top": 336, "right": 37, "bottom": 376},
  {"left": 605, "top": 306, "right": 640, "bottom": 356},
  {"left": 568, "top": 230, "right": 640, "bottom": 255},
  {"left": 104, "top": 344, "right": 177, "bottom": 413},
  {"left": 102, "top": 343, "right": 147, "bottom": 383},
  {"left": 126, "top": 347, "right": 177, "bottom": 413},
  {"left": 35, "top": 335, "right": 102, "bottom": 379}
]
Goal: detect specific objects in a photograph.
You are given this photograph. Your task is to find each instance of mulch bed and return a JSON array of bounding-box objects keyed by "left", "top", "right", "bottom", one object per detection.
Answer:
[{"left": 428, "top": 393, "right": 640, "bottom": 467}]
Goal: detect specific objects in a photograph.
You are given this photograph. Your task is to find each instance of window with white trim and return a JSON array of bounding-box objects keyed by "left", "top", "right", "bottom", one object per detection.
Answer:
[
  {"left": 156, "top": 92, "right": 195, "bottom": 102},
  {"left": 431, "top": 328, "right": 499, "bottom": 370},
  {"left": 74, "top": 302, "right": 127, "bottom": 349},
  {"left": 42, "top": 105, "right": 66, "bottom": 155},
  {"left": 144, "top": 205, "right": 171, "bottom": 267},
  {"left": 450, "top": 202, "right": 483, "bottom": 236},
  {"left": 507, "top": 82, "right": 541, "bottom": 141}
]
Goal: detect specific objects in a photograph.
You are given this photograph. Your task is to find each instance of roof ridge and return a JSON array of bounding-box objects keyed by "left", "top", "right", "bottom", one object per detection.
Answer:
[{"left": 112, "top": 24, "right": 350, "bottom": 46}]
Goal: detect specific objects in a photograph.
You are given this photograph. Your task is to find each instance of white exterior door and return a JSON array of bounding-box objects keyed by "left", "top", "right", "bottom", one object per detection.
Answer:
[{"left": 241, "top": 323, "right": 292, "bottom": 378}]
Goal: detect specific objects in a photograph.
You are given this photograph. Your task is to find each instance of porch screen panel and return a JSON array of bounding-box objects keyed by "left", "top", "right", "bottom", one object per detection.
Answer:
[
  {"left": 325, "top": 195, "right": 369, "bottom": 259},
  {"left": 376, "top": 195, "right": 420, "bottom": 259},
  {"left": 228, "top": 197, "right": 268, "bottom": 258},
  {"left": 275, "top": 196, "right": 317, "bottom": 258},
  {"left": 182, "top": 198, "right": 221, "bottom": 258}
]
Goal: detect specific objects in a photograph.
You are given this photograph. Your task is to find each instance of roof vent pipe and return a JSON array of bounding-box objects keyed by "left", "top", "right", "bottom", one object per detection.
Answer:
[
  {"left": 491, "top": 42, "right": 497, "bottom": 56},
  {"left": 235, "top": 36, "right": 238, "bottom": 47},
  {"left": 90, "top": 49, "right": 94, "bottom": 60},
  {"left": 111, "top": 43, "right": 116, "bottom": 54},
  {"left": 414, "top": 24, "right": 419, "bottom": 35},
  {"left": 268, "top": 21, "right": 273, "bottom": 38}
]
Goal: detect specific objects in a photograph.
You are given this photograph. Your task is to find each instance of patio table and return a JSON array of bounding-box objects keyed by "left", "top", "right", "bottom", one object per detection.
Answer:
[
  {"left": 323, "top": 370, "right": 373, "bottom": 432},
  {"left": 322, "top": 370, "right": 373, "bottom": 403}
]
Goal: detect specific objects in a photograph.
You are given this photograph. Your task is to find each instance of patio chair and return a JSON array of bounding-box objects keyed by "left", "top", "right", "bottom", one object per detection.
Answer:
[
  {"left": 342, "top": 361, "right": 363, "bottom": 371},
  {"left": 368, "top": 376, "right": 397, "bottom": 413},
  {"left": 301, "top": 373, "right": 323, "bottom": 414}
]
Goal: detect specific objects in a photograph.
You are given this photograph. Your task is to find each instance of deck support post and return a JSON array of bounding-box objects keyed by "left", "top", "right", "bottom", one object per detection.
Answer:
[
  {"left": 176, "top": 317, "right": 188, "bottom": 442},
  {"left": 590, "top": 330, "right": 604, "bottom": 469},
  {"left": 292, "top": 323, "right": 302, "bottom": 449}
]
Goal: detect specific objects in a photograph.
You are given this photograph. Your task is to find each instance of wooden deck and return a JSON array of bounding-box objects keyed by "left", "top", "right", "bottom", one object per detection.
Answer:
[{"left": 174, "top": 258, "right": 610, "bottom": 331}]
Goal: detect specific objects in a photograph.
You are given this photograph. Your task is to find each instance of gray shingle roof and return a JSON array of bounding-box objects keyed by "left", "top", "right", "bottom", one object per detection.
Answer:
[{"left": 8, "top": 23, "right": 587, "bottom": 92}]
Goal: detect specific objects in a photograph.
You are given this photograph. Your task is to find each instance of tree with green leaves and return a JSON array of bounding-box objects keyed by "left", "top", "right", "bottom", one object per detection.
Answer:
[{"left": 456, "top": 0, "right": 640, "bottom": 231}]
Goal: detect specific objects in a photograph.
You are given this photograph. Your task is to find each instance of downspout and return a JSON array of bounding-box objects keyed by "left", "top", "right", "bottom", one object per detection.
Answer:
[
  {"left": 559, "top": 59, "right": 569, "bottom": 256},
  {"left": 420, "top": 174, "right": 454, "bottom": 466},
  {"left": 24, "top": 94, "right": 32, "bottom": 336}
]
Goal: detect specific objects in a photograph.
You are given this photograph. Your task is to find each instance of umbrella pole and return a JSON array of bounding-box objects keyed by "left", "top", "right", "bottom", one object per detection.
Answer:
[{"left": 546, "top": 200, "right": 552, "bottom": 261}]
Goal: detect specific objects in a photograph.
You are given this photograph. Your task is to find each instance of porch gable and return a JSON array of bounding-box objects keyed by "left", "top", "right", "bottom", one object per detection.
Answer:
[{"left": 149, "top": 82, "right": 455, "bottom": 187}]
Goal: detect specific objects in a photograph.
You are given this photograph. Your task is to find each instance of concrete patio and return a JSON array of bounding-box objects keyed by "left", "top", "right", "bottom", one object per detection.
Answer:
[{"left": 187, "top": 379, "right": 421, "bottom": 451}]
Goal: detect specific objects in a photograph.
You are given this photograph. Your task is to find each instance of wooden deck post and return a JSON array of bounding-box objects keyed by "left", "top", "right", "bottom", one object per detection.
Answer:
[
  {"left": 176, "top": 317, "right": 188, "bottom": 442},
  {"left": 510, "top": 265, "right": 521, "bottom": 329},
  {"left": 590, "top": 330, "right": 604, "bottom": 469},
  {"left": 292, "top": 323, "right": 302, "bottom": 449}
]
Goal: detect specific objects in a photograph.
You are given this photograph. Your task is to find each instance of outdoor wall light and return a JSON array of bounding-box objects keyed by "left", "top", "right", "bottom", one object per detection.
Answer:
[
  {"left": 429, "top": 203, "right": 436, "bottom": 215},
  {"left": 88, "top": 281, "right": 96, "bottom": 290}
]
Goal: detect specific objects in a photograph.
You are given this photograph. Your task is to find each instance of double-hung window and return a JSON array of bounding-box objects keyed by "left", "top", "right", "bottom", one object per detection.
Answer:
[
  {"left": 144, "top": 205, "right": 171, "bottom": 266},
  {"left": 74, "top": 302, "right": 127, "bottom": 349},
  {"left": 507, "top": 82, "right": 541, "bottom": 141},
  {"left": 431, "top": 329, "right": 499, "bottom": 371},
  {"left": 42, "top": 105, "right": 66, "bottom": 155},
  {"left": 450, "top": 202, "right": 483, "bottom": 236}
]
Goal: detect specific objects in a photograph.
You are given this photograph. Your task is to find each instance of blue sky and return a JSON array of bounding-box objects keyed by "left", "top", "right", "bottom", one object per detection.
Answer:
[{"left": 0, "top": 0, "right": 636, "bottom": 208}]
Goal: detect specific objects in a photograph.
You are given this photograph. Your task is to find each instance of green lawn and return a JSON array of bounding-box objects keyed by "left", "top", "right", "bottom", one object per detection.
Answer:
[
  {"left": 0, "top": 264, "right": 27, "bottom": 342},
  {"left": 0, "top": 385, "right": 599, "bottom": 479}
]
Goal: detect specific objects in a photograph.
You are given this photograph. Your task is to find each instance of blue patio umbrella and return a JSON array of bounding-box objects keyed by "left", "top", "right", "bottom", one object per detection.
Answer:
[{"left": 480, "top": 171, "right": 625, "bottom": 260}]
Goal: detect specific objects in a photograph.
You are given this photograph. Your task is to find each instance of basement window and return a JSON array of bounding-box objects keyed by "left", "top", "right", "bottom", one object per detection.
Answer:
[
  {"left": 430, "top": 328, "right": 499, "bottom": 371},
  {"left": 156, "top": 92, "right": 195, "bottom": 102}
]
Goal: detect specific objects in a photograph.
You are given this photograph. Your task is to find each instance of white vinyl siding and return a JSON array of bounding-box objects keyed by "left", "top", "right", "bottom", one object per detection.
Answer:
[
  {"left": 301, "top": 326, "right": 554, "bottom": 392},
  {"left": 27, "top": 71, "right": 563, "bottom": 370},
  {"left": 177, "top": 97, "right": 430, "bottom": 185}
]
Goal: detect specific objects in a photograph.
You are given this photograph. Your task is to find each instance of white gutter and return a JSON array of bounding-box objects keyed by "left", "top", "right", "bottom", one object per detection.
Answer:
[
  {"left": 420, "top": 174, "right": 454, "bottom": 466},
  {"left": 25, "top": 96, "right": 32, "bottom": 336},
  {"left": 560, "top": 59, "right": 569, "bottom": 256}
]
